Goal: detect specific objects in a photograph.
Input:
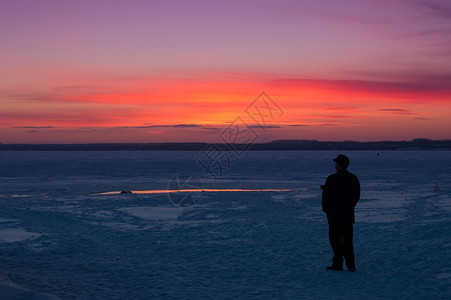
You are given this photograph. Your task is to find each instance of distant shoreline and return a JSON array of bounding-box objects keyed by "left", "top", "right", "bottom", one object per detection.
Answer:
[{"left": 1, "top": 139, "right": 450, "bottom": 151}]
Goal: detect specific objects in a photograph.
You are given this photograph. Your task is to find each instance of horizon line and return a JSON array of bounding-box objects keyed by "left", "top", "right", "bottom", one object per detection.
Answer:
[{"left": 1, "top": 138, "right": 450, "bottom": 145}]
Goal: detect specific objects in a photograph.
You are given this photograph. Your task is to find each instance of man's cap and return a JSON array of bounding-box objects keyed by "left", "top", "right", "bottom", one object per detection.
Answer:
[{"left": 333, "top": 154, "right": 350, "bottom": 168}]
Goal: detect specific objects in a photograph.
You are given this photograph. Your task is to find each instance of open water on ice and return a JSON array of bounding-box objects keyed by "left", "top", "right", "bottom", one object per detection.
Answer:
[{"left": 0, "top": 151, "right": 450, "bottom": 299}]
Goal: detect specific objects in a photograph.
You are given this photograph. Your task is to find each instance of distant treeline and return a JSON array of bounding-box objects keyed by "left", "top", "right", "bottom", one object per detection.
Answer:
[{"left": 1, "top": 139, "right": 450, "bottom": 151}]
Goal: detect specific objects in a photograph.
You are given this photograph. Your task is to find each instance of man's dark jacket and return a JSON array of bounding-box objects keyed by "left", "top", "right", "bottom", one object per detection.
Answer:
[{"left": 322, "top": 169, "right": 360, "bottom": 224}]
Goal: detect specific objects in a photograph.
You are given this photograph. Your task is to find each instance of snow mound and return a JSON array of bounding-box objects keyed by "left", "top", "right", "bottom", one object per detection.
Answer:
[{"left": 0, "top": 274, "right": 59, "bottom": 300}]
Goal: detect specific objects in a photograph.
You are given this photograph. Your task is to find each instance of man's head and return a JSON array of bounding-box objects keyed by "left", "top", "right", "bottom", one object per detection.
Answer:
[{"left": 333, "top": 154, "right": 350, "bottom": 170}]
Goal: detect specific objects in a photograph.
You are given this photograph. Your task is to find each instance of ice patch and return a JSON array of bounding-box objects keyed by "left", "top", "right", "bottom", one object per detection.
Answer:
[
  {"left": 290, "top": 192, "right": 317, "bottom": 200},
  {"left": 0, "top": 194, "right": 33, "bottom": 198},
  {"left": 0, "top": 228, "right": 42, "bottom": 243},
  {"left": 171, "top": 219, "right": 226, "bottom": 227},
  {"left": 436, "top": 272, "right": 451, "bottom": 283},
  {"left": 271, "top": 194, "right": 287, "bottom": 202},
  {"left": 95, "top": 222, "right": 141, "bottom": 230},
  {"left": 0, "top": 218, "right": 18, "bottom": 223},
  {"left": 118, "top": 206, "right": 184, "bottom": 220},
  {"left": 204, "top": 213, "right": 219, "bottom": 219},
  {"left": 228, "top": 205, "right": 247, "bottom": 210},
  {"left": 0, "top": 274, "right": 59, "bottom": 299},
  {"left": 92, "top": 210, "right": 114, "bottom": 218}
]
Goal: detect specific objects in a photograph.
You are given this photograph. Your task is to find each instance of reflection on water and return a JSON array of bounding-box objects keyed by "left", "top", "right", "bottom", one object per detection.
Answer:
[{"left": 95, "top": 188, "right": 293, "bottom": 195}]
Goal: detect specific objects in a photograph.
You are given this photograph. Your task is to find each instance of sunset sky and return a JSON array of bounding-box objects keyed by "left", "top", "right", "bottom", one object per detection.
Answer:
[{"left": 1, "top": 0, "right": 450, "bottom": 143}]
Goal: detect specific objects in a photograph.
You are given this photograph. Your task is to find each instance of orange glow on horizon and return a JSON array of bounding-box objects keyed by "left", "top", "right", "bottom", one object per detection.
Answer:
[{"left": 1, "top": 73, "right": 450, "bottom": 143}]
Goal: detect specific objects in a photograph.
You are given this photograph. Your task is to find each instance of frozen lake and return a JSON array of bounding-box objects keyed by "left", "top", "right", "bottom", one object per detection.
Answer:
[{"left": 0, "top": 150, "right": 450, "bottom": 299}]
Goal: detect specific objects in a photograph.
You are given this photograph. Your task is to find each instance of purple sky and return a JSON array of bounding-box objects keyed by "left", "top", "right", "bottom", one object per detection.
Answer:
[{"left": 1, "top": 0, "right": 450, "bottom": 142}]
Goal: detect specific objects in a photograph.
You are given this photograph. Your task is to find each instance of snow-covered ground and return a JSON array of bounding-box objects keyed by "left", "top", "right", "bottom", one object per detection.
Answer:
[{"left": 0, "top": 150, "right": 449, "bottom": 299}]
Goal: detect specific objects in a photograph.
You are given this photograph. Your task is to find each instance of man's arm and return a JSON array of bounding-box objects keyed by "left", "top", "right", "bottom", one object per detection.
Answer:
[{"left": 322, "top": 177, "right": 331, "bottom": 213}]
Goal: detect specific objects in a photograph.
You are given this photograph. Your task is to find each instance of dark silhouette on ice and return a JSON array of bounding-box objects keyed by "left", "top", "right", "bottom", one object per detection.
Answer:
[{"left": 322, "top": 154, "right": 360, "bottom": 272}]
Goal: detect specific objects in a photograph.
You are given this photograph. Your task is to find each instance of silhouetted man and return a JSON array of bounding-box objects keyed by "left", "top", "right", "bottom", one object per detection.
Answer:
[{"left": 322, "top": 154, "right": 360, "bottom": 271}]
